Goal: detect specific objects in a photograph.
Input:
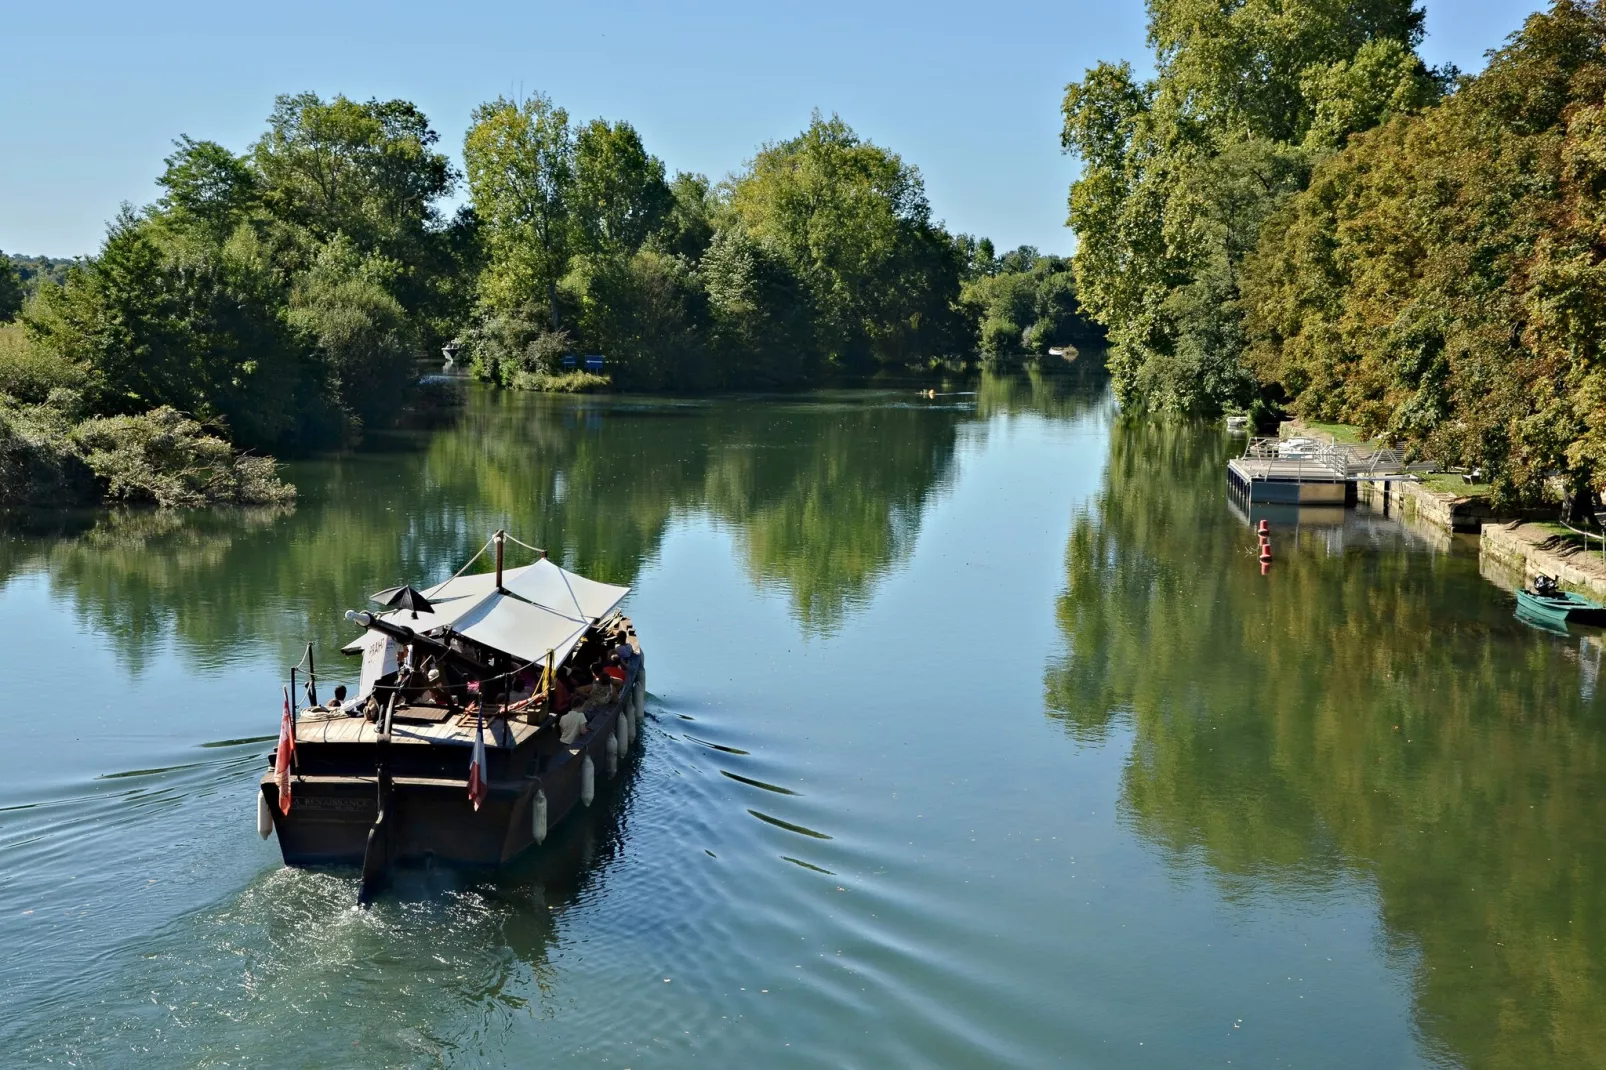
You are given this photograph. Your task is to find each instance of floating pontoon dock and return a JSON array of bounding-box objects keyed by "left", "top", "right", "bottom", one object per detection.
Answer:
[{"left": 1227, "top": 438, "right": 1433, "bottom": 505}]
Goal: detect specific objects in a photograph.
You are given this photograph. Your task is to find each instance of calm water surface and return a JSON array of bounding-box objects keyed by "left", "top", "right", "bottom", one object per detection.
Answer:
[{"left": 1, "top": 372, "right": 1603, "bottom": 1068}]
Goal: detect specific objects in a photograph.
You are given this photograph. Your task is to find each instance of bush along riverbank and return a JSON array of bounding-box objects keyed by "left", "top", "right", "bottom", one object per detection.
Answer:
[{"left": 0, "top": 395, "right": 293, "bottom": 509}]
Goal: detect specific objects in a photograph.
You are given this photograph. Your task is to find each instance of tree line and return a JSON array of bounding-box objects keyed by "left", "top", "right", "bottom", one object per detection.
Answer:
[
  {"left": 0, "top": 97, "right": 1099, "bottom": 509},
  {"left": 460, "top": 101, "right": 1098, "bottom": 391},
  {"left": 1062, "top": 0, "right": 1606, "bottom": 512}
]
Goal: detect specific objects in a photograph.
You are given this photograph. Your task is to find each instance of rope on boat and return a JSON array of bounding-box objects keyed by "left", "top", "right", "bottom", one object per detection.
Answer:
[
  {"left": 443, "top": 538, "right": 492, "bottom": 584},
  {"left": 501, "top": 532, "right": 547, "bottom": 557}
]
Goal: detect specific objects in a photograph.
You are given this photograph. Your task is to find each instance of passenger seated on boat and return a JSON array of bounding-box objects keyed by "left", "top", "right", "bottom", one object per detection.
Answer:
[
  {"left": 603, "top": 654, "right": 627, "bottom": 685},
  {"left": 558, "top": 705, "right": 589, "bottom": 745},
  {"left": 510, "top": 666, "right": 538, "bottom": 704},
  {"left": 581, "top": 666, "right": 616, "bottom": 711},
  {"left": 422, "top": 662, "right": 453, "bottom": 708},
  {"left": 549, "top": 669, "right": 574, "bottom": 712},
  {"left": 613, "top": 636, "right": 635, "bottom": 666},
  {"left": 327, "top": 685, "right": 349, "bottom": 714}
]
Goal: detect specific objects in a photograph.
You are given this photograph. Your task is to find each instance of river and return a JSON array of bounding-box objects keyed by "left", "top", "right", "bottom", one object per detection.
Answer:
[{"left": 1, "top": 370, "right": 1602, "bottom": 1068}]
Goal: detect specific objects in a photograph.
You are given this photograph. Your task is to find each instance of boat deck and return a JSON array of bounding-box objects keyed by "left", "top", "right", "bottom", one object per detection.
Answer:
[
  {"left": 296, "top": 624, "right": 644, "bottom": 751},
  {"left": 297, "top": 706, "right": 538, "bottom": 749}
]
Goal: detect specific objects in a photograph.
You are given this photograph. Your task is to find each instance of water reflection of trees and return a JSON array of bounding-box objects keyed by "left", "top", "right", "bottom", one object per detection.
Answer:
[
  {"left": 2, "top": 370, "right": 1105, "bottom": 669},
  {"left": 1046, "top": 417, "right": 1606, "bottom": 1068}
]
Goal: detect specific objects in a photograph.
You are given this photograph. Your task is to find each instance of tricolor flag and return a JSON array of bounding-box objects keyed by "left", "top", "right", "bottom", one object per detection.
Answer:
[
  {"left": 275, "top": 686, "right": 295, "bottom": 815},
  {"left": 468, "top": 703, "right": 488, "bottom": 812}
]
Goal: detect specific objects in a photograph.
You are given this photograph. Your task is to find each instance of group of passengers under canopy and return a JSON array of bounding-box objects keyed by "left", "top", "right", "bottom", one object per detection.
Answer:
[{"left": 334, "top": 619, "right": 640, "bottom": 747}]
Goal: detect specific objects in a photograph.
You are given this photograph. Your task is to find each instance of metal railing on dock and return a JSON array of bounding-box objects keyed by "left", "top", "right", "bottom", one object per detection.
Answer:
[{"left": 1229, "top": 437, "right": 1436, "bottom": 504}]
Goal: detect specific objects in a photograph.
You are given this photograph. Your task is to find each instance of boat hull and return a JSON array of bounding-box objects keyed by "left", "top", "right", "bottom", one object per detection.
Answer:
[
  {"left": 1516, "top": 587, "right": 1606, "bottom": 624},
  {"left": 262, "top": 675, "right": 643, "bottom": 872}
]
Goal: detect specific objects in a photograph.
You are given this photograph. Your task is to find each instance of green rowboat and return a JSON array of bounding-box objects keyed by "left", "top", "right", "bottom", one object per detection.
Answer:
[{"left": 1516, "top": 579, "right": 1606, "bottom": 625}]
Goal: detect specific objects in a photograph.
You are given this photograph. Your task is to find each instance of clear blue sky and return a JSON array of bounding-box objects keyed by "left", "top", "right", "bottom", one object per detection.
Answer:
[{"left": 4, "top": 0, "right": 1546, "bottom": 259}]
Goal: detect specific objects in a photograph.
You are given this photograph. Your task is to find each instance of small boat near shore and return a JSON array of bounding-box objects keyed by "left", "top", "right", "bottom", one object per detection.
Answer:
[
  {"left": 257, "top": 531, "right": 646, "bottom": 903},
  {"left": 1516, "top": 575, "right": 1606, "bottom": 626}
]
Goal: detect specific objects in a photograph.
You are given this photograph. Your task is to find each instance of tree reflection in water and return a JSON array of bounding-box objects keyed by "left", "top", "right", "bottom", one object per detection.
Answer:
[
  {"left": 0, "top": 369, "right": 1104, "bottom": 670},
  {"left": 1046, "top": 416, "right": 1606, "bottom": 1068}
]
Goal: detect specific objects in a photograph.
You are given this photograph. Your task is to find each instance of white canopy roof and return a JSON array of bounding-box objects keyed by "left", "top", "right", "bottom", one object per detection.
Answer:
[
  {"left": 342, "top": 556, "right": 631, "bottom": 664},
  {"left": 448, "top": 590, "right": 590, "bottom": 665}
]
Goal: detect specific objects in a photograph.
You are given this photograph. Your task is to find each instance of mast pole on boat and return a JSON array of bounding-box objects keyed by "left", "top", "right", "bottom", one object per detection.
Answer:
[
  {"left": 305, "top": 642, "right": 317, "bottom": 707},
  {"left": 494, "top": 529, "right": 506, "bottom": 593}
]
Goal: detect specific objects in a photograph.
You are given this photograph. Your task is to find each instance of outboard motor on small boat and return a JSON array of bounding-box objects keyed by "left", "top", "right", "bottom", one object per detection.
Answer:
[{"left": 1532, "top": 574, "right": 1560, "bottom": 597}]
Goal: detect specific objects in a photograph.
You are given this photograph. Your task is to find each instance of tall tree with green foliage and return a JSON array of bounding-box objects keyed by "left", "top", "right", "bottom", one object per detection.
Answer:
[
  {"left": 1243, "top": 0, "right": 1606, "bottom": 511},
  {"left": 252, "top": 93, "right": 454, "bottom": 256},
  {"left": 24, "top": 210, "right": 314, "bottom": 450},
  {"left": 0, "top": 252, "right": 22, "bottom": 323},
  {"left": 156, "top": 137, "right": 262, "bottom": 244},
  {"left": 1062, "top": 0, "right": 1441, "bottom": 413},
  {"left": 463, "top": 94, "right": 575, "bottom": 330},
  {"left": 571, "top": 119, "right": 673, "bottom": 254},
  {"left": 701, "top": 227, "right": 815, "bottom": 386},
  {"left": 725, "top": 112, "right": 964, "bottom": 372}
]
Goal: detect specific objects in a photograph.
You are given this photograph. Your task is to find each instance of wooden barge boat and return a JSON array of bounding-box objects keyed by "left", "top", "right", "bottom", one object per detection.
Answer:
[{"left": 257, "top": 531, "right": 646, "bottom": 903}]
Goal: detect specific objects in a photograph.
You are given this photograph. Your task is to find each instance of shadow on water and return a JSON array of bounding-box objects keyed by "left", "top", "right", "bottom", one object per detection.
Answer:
[{"left": 1045, "top": 416, "right": 1606, "bottom": 1068}]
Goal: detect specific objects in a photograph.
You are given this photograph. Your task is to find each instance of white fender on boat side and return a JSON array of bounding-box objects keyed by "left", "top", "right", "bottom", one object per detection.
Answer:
[
  {"left": 581, "top": 754, "right": 595, "bottom": 806},
  {"left": 633, "top": 678, "right": 645, "bottom": 729},
  {"left": 606, "top": 730, "right": 619, "bottom": 775},
  {"left": 256, "top": 790, "right": 272, "bottom": 840},
  {"left": 532, "top": 789, "right": 548, "bottom": 845},
  {"left": 618, "top": 705, "right": 631, "bottom": 756}
]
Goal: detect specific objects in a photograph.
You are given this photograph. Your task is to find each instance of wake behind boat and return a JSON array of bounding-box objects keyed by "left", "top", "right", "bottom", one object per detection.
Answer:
[{"left": 257, "top": 531, "right": 646, "bottom": 903}]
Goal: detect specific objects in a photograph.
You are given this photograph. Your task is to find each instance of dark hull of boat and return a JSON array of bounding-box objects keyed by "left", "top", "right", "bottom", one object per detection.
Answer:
[{"left": 261, "top": 688, "right": 640, "bottom": 871}]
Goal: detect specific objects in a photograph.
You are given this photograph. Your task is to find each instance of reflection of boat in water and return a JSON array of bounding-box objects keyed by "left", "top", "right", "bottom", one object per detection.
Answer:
[
  {"left": 1516, "top": 576, "right": 1606, "bottom": 626},
  {"left": 258, "top": 531, "right": 646, "bottom": 903}
]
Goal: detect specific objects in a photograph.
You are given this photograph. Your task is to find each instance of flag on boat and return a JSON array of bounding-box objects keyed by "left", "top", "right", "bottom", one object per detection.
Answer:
[
  {"left": 468, "top": 704, "right": 488, "bottom": 811},
  {"left": 275, "top": 686, "right": 295, "bottom": 815}
]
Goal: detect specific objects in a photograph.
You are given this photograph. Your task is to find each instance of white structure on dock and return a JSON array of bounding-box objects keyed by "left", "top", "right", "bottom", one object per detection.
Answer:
[{"left": 1227, "top": 438, "right": 1432, "bottom": 504}]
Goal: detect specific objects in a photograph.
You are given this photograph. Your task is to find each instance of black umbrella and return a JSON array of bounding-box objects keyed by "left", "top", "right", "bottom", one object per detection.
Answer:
[{"left": 370, "top": 584, "right": 435, "bottom": 619}]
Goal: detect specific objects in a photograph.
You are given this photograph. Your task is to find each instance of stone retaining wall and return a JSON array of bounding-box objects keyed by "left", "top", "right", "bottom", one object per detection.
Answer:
[
  {"left": 1481, "top": 522, "right": 1606, "bottom": 601},
  {"left": 1355, "top": 478, "right": 1498, "bottom": 534}
]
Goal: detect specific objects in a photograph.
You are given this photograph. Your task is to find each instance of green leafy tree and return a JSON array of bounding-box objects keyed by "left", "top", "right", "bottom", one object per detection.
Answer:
[
  {"left": 288, "top": 235, "right": 418, "bottom": 431},
  {"left": 156, "top": 137, "right": 261, "bottom": 243},
  {"left": 561, "top": 248, "right": 709, "bottom": 390},
  {"left": 960, "top": 249, "right": 1096, "bottom": 360},
  {"left": 463, "top": 94, "right": 575, "bottom": 330},
  {"left": 0, "top": 251, "right": 24, "bottom": 322},
  {"left": 24, "top": 210, "right": 310, "bottom": 451},
  {"left": 1062, "top": 0, "right": 1439, "bottom": 413},
  {"left": 652, "top": 172, "right": 717, "bottom": 261},
  {"left": 725, "top": 112, "right": 961, "bottom": 370},
  {"left": 701, "top": 227, "right": 816, "bottom": 386},
  {"left": 252, "top": 93, "right": 454, "bottom": 256},
  {"left": 1243, "top": 0, "right": 1606, "bottom": 509},
  {"left": 571, "top": 119, "right": 672, "bottom": 254}
]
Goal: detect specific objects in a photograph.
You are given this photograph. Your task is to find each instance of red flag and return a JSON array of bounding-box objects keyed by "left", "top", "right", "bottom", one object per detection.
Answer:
[
  {"left": 468, "top": 704, "right": 488, "bottom": 811},
  {"left": 275, "top": 686, "right": 295, "bottom": 815}
]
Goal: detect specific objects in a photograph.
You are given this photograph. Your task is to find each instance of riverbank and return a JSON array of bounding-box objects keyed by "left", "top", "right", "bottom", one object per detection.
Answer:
[
  {"left": 1481, "top": 521, "right": 1606, "bottom": 601},
  {"left": 1354, "top": 476, "right": 1500, "bottom": 534},
  {"left": 1285, "top": 419, "right": 1502, "bottom": 535}
]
